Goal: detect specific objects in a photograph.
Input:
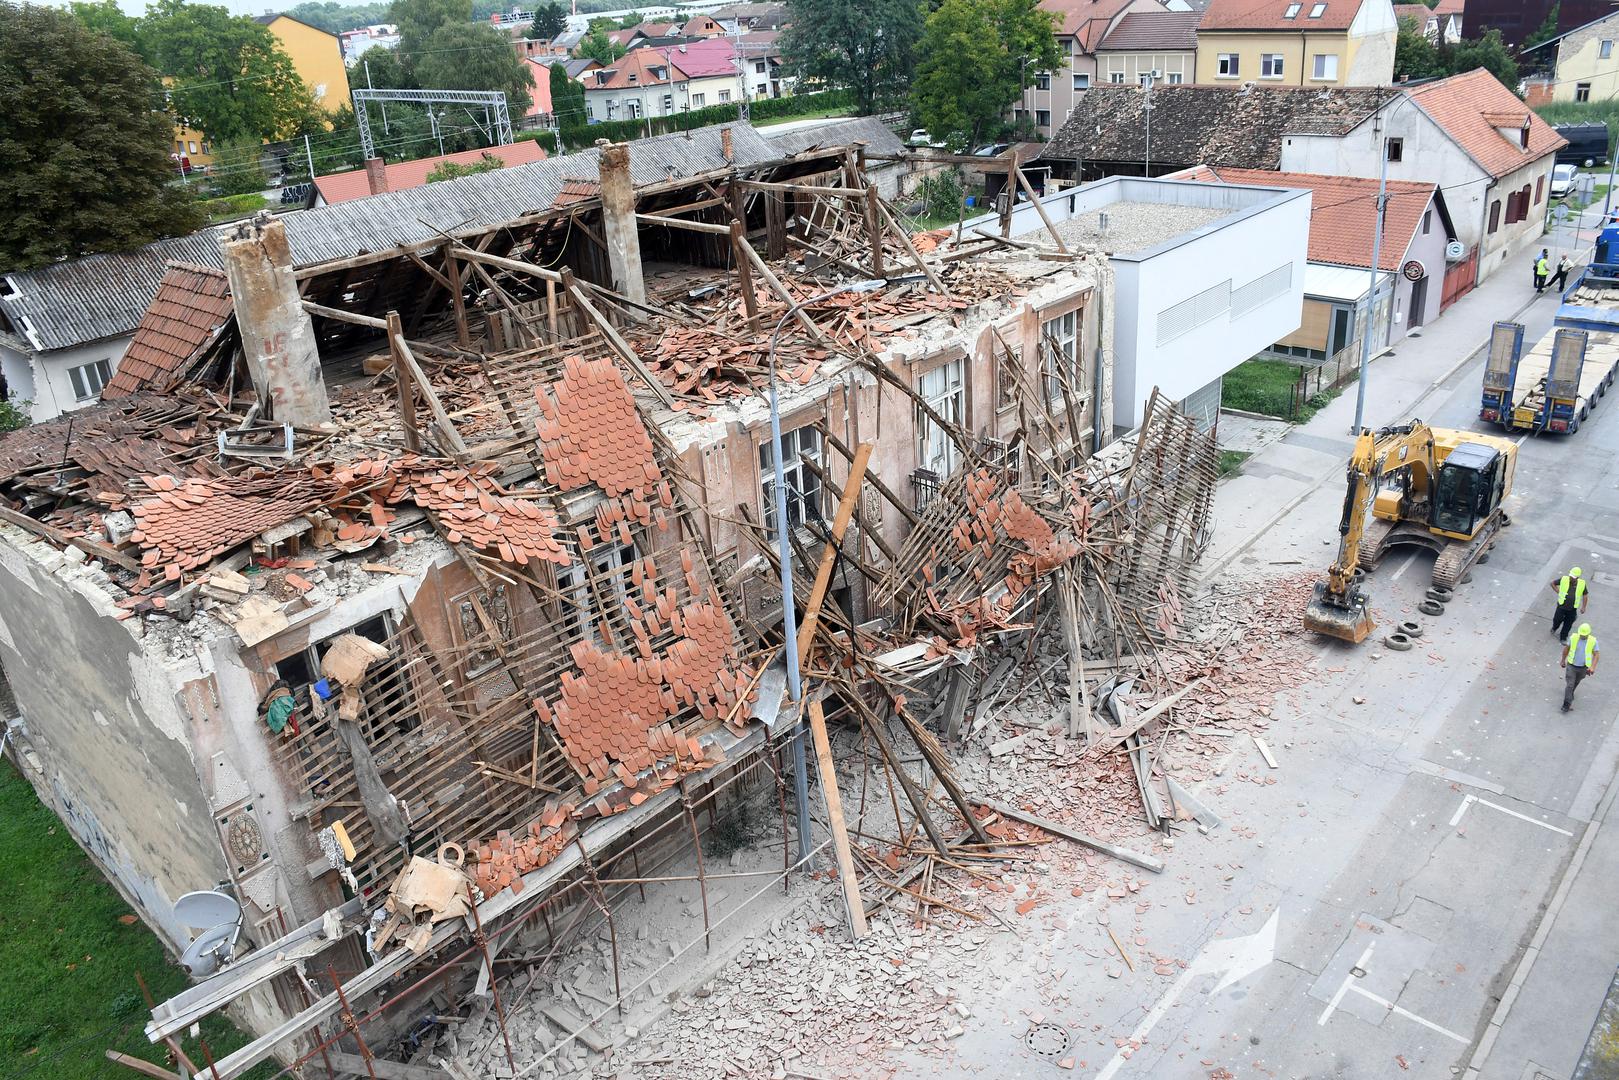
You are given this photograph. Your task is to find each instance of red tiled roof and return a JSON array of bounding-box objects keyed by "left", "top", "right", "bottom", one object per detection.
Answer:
[
  {"left": 1199, "top": 0, "right": 1366, "bottom": 32},
  {"left": 553, "top": 179, "right": 601, "bottom": 206},
  {"left": 1431, "top": 0, "right": 1463, "bottom": 15},
  {"left": 1096, "top": 10, "right": 1202, "bottom": 50},
  {"left": 585, "top": 47, "right": 680, "bottom": 91},
  {"left": 1179, "top": 166, "right": 1438, "bottom": 272},
  {"left": 313, "top": 141, "right": 547, "bottom": 205},
  {"left": 1392, "top": 3, "right": 1432, "bottom": 23},
  {"left": 102, "top": 264, "right": 232, "bottom": 399},
  {"left": 1040, "top": 0, "right": 1134, "bottom": 49},
  {"left": 1407, "top": 68, "right": 1566, "bottom": 178},
  {"left": 658, "top": 37, "right": 738, "bottom": 78}
]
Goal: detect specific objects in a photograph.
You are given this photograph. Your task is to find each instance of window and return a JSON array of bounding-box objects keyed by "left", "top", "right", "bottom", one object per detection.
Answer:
[
  {"left": 1309, "top": 2, "right": 1326, "bottom": 15},
  {"left": 1488, "top": 199, "right": 1501, "bottom": 233},
  {"left": 917, "top": 358, "right": 966, "bottom": 478},
  {"left": 1386, "top": 137, "right": 1403, "bottom": 162},
  {"left": 187, "top": 140, "right": 199, "bottom": 154},
  {"left": 692, "top": 92, "right": 705, "bottom": 106},
  {"left": 1073, "top": 72, "right": 1090, "bottom": 90},
  {"left": 1110, "top": 71, "right": 1126, "bottom": 83},
  {"left": 1037, "top": 109, "right": 1051, "bottom": 127},
  {"left": 1034, "top": 71, "right": 1051, "bottom": 90},
  {"left": 557, "top": 543, "right": 636, "bottom": 646},
  {"left": 754, "top": 60, "right": 766, "bottom": 72},
  {"left": 626, "top": 99, "right": 641, "bottom": 118},
  {"left": 69, "top": 359, "right": 111, "bottom": 401},
  {"left": 1578, "top": 83, "right": 1593, "bottom": 102},
  {"left": 1536, "top": 176, "right": 1545, "bottom": 204},
  {"left": 1422, "top": 209, "right": 1431, "bottom": 234},
  {"left": 719, "top": 89, "right": 731, "bottom": 102},
  {"left": 627, "top": 72, "right": 637, "bottom": 84},
  {"left": 1261, "top": 53, "right": 1284, "bottom": 78},
  {"left": 1217, "top": 53, "right": 1239, "bottom": 77},
  {"left": 760, "top": 427, "right": 821, "bottom": 534},
  {"left": 757, "top": 83, "right": 768, "bottom": 95},
  {"left": 1167, "top": 72, "right": 1184, "bottom": 84},
  {"left": 1041, "top": 310, "right": 1080, "bottom": 401},
  {"left": 1603, "top": 39, "right": 1614, "bottom": 59},
  {"left": 1312, "top": 53, "right": 1338, "bottom": 80},
  {"left": 662, "top": 93, "right": 673, "bottom": 111},
  {"left": 1284, "top": 1, "right": 1301, "bottom": 14},
  {"left": 201, "top": 141, "right": 211, "bottom": 155}
]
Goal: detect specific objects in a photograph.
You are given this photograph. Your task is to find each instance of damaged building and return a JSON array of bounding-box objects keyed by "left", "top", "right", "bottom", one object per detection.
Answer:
[{"left": 0, "top": 120, "right": 1242, "bottom": 1078}]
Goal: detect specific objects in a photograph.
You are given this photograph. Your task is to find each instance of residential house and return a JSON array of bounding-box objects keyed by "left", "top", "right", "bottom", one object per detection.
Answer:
[
  {"left": 583, "top": 39, "right": 766, "bottom": 122},
  {"left": 1520, "top": 10, "right": 1619, "bottom": 104},
  {"left": 523, "top": 55, "right": 557, "bottom": 118},
  {"left": 1172, "top": 166, "right": 1456, "bottom": 359},
  {"left": 958, "top": 174, "right": 1311, "bottom": 428},
  {"left": 1279, "top": 69, "right": 1565, "bottom": 283},
  {"left": 1392, "top": 3, "right": 1460, "bottom": 43},
  {"left": 681, "top": 13, "right": 729, "bottom": 37},
  {"left": 310, "top": 141, "right": 550, "bottom": 206},
  {"left": 1016, "top": 0, "right": 1171, "bottom": 139},
  {"left": 1192, "top": 0, "right": 1398, "bottom": 87},
  {"left": 172, "top": 14, "right": 352, "bottom": 171},
  {"left": 1464, "top": 0, "right": 1606, "bottom": 47},
  {"left": 340, "top": 23, "right": 400, "bottom": 65},
  {"left": 709, "top": 3, "right": 790, "bottom": 30},
  {"left": 1037, "top": 82, "right": 1389, "bottom": 178},
  {"left": 1093, "top": 10, "right": 1201, "bottom": 85}
]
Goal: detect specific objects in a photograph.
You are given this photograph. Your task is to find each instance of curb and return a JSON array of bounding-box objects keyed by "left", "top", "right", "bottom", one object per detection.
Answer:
[{"left": 1198, "top": 283, "right": 1547, "bottom": 586}]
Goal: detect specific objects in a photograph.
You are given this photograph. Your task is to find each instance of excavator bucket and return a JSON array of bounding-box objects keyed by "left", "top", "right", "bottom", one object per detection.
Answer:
[{"left": 1302, "top": 580, "right": 1374, "bottom": 643}]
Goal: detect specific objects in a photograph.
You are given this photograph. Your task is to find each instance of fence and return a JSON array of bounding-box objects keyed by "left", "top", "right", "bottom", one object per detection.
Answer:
[{"left": 1289, "top": 339, "right": 1363, "bottom": 415}]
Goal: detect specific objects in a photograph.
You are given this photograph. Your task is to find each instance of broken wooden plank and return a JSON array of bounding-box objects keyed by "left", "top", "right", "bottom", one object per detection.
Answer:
[
  {"left": 1253, "top": 735, "right": 1279, "bottom": 769},
  {"left": 974, "top": 798, "right": 1164, "bottom": 873},
  {"left": 1096, "top": 678, "right": 1207, "bottom": 747},
  {"left": 325, "top": 1051, "right": 451, "bottom": 1080}
]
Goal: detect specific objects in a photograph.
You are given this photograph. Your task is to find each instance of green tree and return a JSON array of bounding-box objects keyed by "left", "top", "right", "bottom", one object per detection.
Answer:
[
  {"left": 530, "top": 1, "right": 566, "bottom": 39},
  {"left": 1523, "top": 3, "right": 1560, "bottom": 50},
  {"left": 618, "top": 10, "right": 644, "bottom": 27},
  {"left": 285, "top": 0, "right": 393, "bottom": 33},
  {"left": 391, "top": 0, "right": 471, "bottom": 60},
  {"left": 1393, "top": 14, "right": 1441, "bottom": 80},
  {"left": 1441, "top": 30, "right": 1519, "bottom": 90},
  {"left": 549, "top": 59, "right": 586, "bottom": 129},
  {"left": 207, "top": 138, "right": 270, "bottom": 195},
  {"left": 426, "top": 151, "right": 505, "bottom": 181},
  {"left": 143, "top": 0, "right": 318, "bottom": 142},
  {"left": 781, "top": 0, "right": 922, "bottom": 114},
  {"left": 68, "top": 0, "right": 149, "bottom": 58},
  {"left": 578, "top": 25, "right": 627, "bottom": 62},
  {"left": 350, "top": 43, "right": 416, "bottom": 91},
  {"left": 414, "top": 22, "right": 534, "bottom": 113},
  {"left": 913, "top": 0, "right": 1058, "bottom": 145},
  {"left": 0, "top": 2, "right": 202, "bottom": 271}
]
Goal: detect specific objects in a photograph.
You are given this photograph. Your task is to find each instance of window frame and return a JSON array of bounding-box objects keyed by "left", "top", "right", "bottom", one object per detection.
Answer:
[
  {"left": 1261, "top": 53, "right": 1284, "bottom": 78},
  {"left": 1385, "top": 137, "right": 1403, "bottom": 162},
  {"left": 68, "top": 358, "right": 111, "bottom": 401},
  {"left": 1487, "top": 199, "right": 1501, "bottom": 234},
  {"left": 916, "top": 356, "right": 967, "bottom": 480},
  {"left": 760, "top": 425, "right": 823, "bottom": 535},
  {"left": 1312, "top": 53, "right": 1339, "bottom": 80},
  {"left": 1034, "top": 71, "right": 1051, "bottom": 90},
  {"left": 1073, "top": 71, "right": 1090, "bottom": 90},
  {"left": 1036, "top": 109, "right": 1052, "bottom": 127},
  {"left": 1577, "top": 83, "right": 1593, "bottom": 102},
  {"left": 1603, "top": 39, "right": 1614, "bottom": 59},
  {"left": 1041, "top": 309, "right": 1081, "bottom": 402},
  {"left": 1109, "top": 71, "right": 1126, "bottom": 84},
  {"left": 1217, "top": 52, "right": 1239, "bottom": 77},
  {"left": 1167, "top": 71, "right": 1184, "bottom": 84}
]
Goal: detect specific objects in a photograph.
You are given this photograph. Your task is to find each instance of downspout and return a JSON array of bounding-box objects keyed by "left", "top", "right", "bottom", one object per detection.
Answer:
[{"left": 1092, "top": 254, "right": 1108, "bottom": 449}]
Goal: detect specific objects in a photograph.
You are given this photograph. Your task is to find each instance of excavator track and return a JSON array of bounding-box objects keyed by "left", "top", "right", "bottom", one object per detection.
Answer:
[
  {"left": 1357, "top": 518, "right": 1398, "bottom": 569},
  {"left": 1431, "top": 513, "right": 1504, "bottom": 590}
]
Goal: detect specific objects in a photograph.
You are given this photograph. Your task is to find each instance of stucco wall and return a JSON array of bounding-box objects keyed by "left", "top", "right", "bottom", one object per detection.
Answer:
[
  {"left": 6, "top": 335, "right": 135, "bottom": 423},
  {"left": 1554, "top": 13, "right": 1619, "bottom": 102},
  {"left": 1478, "top": 155, "right": 1558, "bottom": 282},
  {"left": 0, "top": 528, "right": 227, "bottom": 954},
  {"left": 1194, "top": 32, "right": 1352, "bottom": 86}
]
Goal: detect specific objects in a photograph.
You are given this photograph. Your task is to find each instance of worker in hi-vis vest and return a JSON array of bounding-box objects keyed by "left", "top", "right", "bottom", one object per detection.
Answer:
[
  {"left": 1562, "top": 623, "right": 1599, "bottom": 712},
  {"left": 1551, "top": 567, "right": 1589, "bottom": 644}
]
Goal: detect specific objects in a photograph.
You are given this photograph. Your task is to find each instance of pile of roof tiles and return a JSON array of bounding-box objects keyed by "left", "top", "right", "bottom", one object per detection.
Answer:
[
  {"left": 130, "top": 472, "right": 333, "bottom": 581},
  {"left": 470, "top": 815, "right": 574, "bottom": 899},
  {"left": 0, "top": 394, "right": 222, "bottom": 499},
  {"left": 633, "top": 325, "right": 830, "bottom": 403}
]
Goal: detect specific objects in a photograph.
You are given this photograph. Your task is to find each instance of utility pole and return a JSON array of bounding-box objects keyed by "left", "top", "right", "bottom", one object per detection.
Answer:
[
  {"left": 304, "top": 134, "right": 316, "bottom": 181},
  {"left": 1142, "top": 69, "right": 1156, "bottom": 177}
]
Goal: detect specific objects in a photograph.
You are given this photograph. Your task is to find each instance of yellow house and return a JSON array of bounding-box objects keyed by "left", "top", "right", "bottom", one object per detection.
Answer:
[
  {"left": 169, "top": 13, "right": 350, "bottom": 170},
  {"left": 1193, "top": 0, "right": 1398, "bottom": 88},
  {"left": 1542, "top": 10, "right": 1619, "bottom": 103}
]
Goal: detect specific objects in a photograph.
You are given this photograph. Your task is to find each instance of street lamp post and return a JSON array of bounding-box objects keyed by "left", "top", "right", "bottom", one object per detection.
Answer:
[{"left": 1351, "top": 92, "right": 1415, "bottom": 435}]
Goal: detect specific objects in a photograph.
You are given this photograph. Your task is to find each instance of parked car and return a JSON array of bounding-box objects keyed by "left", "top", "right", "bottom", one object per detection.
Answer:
[
  {"left": 1555, "top": 123, "right": 1610, "bottom": 168},
  {"left": 973, "top": 142, "right": 1013, "bottom": 158},
  {"left": 908, "top": 128, "right": 946, "bottom": 148},
  {"left": 1551, "top": 163, "right": 1579, "bottom": 200}
]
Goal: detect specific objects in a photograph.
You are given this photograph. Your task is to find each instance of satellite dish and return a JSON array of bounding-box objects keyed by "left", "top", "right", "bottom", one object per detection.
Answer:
[
  {"left": 174, "top": 890, "right": 241, "bottom": 931},
  {"left": 1445, "top": 240, "right": 1466, "bottom": 260},
  {"left": 180, "top": 922, "right": 239, "bottom": 977}
]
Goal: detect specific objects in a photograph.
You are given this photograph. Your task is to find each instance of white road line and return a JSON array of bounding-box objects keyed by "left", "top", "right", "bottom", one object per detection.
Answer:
[
  {"left": 1474, "top": 797, "right": 1575, "bottom": 836},
  {"left": 1449, "top": 794, "right": 1476, "bottom": 827},
  {"left": 1346, "top": 984, "right": 1470, "bottom": 1044},
  {"left": 1390, "top": 551, "right": 1418, "bottom": 582},
  {"left": 1317, "top": 944, "right": 1375, "bottom": 1027}
]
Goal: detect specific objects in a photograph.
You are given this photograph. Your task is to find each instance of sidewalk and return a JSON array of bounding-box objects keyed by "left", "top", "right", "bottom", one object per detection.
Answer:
[{"left": 1200, "top": 231, "right": 1566, "bottom": 581}]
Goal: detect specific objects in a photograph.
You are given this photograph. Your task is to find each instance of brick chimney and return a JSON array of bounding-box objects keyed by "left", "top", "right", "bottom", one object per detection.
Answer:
[
  {"left": 720, "top": 126, "right": 733, "bottom": 163},
  {"left": 363, "top": 157, "right": 388, "bottom": 195},
  {"left": 596, "top": 141, "right": 647, "bottom": 310},
  {"left": 220, "top": 213, "right": 333, "bottom": 428}
]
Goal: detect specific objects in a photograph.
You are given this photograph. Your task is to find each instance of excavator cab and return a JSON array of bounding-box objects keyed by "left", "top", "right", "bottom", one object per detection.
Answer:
[{"left": 1431, "top": 443, "right": 1509, "bottom": 539}]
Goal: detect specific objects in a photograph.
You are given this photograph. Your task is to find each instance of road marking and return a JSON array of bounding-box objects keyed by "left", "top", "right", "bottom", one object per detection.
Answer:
[
  {"left": 1449, "top": 793, "right": 1574, "bottom": 836},
  {"left": 1345, "top": 984, "right": 1470, "bottom": 1044},
  {"left": 1095, "top": 911, "right": 1279, "bottom": 1080},
  {"left": 1411, "top": 759, "right": 1506, "bottom": 796},
  {"left": 1390, "top": 551, "right": 1418, "bottom": 582},
  {"left": 1317, "top": 943, "right": 1375, "bottom": 1028}
]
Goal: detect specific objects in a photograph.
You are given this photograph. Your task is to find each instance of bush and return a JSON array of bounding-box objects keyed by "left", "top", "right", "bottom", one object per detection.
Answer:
[
  {"left": 1535, "top": 99, "right": 1619, "bottom": 156},
  {"left": 426, "top": 152, "right": 506, "bottom": 183},
  {"left": 0, "top": 399, "right": 30, "bottom": 432},
  {"left": 515, "top": 128, "right": 559, "bottom": 153},
  {"left": 199, "top": 192, "right": 270, "bottom": 223}
]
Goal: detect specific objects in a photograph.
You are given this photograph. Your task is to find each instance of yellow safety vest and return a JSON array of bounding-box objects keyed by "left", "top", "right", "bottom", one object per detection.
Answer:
[
  {"left": 1559, "top": 576, "right": 1587, "bottom": 606},
  {"left": 1568, "top": 632, "right": 1598, "bottom": 667},
  {"left": 1538, "top": 258, "right": 1551, "bottom": 276}
]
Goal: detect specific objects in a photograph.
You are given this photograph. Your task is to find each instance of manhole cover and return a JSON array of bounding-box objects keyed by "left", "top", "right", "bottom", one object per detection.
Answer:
[{"left": 1025, "top": 1023, "right": 1071, "bottom": 1058}]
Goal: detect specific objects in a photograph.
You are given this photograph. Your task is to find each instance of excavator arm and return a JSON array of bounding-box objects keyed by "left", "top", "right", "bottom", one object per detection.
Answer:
[{"left": 1304, "top": 422, "right": 1438, "bottom": 642}]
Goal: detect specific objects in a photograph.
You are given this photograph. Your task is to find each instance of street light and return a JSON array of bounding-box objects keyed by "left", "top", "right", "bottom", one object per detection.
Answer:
[
  {"left": 763, "top": 275, "right": 919, "bottom": 865},
  {"left": 1351, "top": 91, "right": 1417, "bottom": 435}
]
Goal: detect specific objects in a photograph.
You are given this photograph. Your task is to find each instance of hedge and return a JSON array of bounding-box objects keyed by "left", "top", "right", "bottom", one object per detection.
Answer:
[{"left": 559, "top": 89, "right": 852, "bottom": 150}]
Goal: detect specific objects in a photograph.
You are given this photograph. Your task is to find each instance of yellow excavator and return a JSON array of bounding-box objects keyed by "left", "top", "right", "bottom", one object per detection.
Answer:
[{"left": 1304, "top": 420, "right": 1517, "bottom": 642}]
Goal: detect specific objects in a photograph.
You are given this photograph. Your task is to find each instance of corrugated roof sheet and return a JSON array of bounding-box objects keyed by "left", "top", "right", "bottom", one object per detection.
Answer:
[
  {"left": 101, "top": 263, "right": 233, "bottom": 399},
  {"left": 764, "top": 116, "right": 907, "bottom": 157},
  {"left": 0, "top": 122, "right": 776, "bottom": 353}
]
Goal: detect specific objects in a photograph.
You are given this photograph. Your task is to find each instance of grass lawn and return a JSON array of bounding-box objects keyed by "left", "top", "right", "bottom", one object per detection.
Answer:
[
  {"left": 1221, "top": 359, "right": 1300, "bottom": 419},
  {"left": 753, "top": 105, "right": 854, "bottom": 128},
  {"left": 0, "top": 760, "right": 268, "bottom": 1079},
  {"left": 200, "top": 192, "right": 270, "bottom": 224}
]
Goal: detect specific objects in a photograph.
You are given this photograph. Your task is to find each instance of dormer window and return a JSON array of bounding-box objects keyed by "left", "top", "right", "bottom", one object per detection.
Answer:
[
  {"left": 1308, "top": 3, "right": 1325, "bottom": 15},
  {"left": 1284, "top": 3, "right": 1301, "bottom": 16},
  {"left": 628, "top": 72, "right": 637, "bottom": 83}
]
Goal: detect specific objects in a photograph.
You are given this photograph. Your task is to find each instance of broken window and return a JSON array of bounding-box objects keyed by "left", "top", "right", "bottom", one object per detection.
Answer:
[
  {"left": 917, "top": 357, "right": 965, "bottom": 479},
  {"left": 760, "top": 427, "right": 822, "bottom": 535},
  {"left": 273, "top": 614, "right": 418, "bottom": 739},
  {"left": 1042, "top": 309, "right": 1080, "bottom": 401},
  {"left": 557, "top": 542, "right": 636, "bottom": 645}
]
